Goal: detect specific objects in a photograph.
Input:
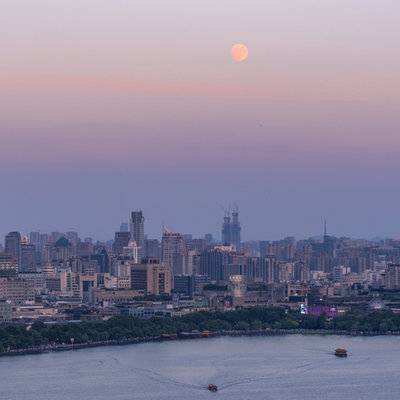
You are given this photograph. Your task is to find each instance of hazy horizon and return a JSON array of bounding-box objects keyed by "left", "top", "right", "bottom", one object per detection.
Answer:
[{"left": 1, "top": 1, "right": 400, "bottom": 241}]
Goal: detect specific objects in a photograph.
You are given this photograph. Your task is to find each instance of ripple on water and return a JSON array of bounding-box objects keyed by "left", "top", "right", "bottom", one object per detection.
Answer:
[{"left": 0, "top": 335, "right": 399, "bottom": 400}]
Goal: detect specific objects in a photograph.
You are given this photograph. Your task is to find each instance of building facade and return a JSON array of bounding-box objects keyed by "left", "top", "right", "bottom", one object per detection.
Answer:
[
  {"left": 161, "top": 230, "right": 188, "bottom": 275},
  {"left": 5, "top": 231, "right": 21, "bottom": 269},
  {"left": 131, "top": 258, "right": 172, "bottom": 295},
  {"left": 130, "top": 211, "right": 145, "bottom": 261}
]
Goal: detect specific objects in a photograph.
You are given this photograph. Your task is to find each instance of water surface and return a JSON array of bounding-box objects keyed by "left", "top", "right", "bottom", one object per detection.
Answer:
[{"left": 0, "top": 335, "right": 399, "bottom": 400}]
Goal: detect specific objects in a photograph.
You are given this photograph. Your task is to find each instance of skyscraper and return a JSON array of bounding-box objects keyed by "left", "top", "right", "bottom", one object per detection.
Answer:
[
  {"left": 120, "top": 222, "right": 129, "bottom": 232},
  {"left": 161, "top": 229, "right": 188, "bottom": 275},
  {"left": 145, "top": 238, "right": 161, "bottom": 259},
  {"left": 221, "top": 215, "right": 232, "bottom": 245},
  {"left": 231, "top": 207, "right": 241, "bottom": 249},
  {"left": 130, "top": 211, "right": 145, "bottom": 261},
  {"left": 20, "top": 243, "right": 36, "bottom": 273},
  {"left": 221, "top": 207, "right": 241, "bottom": 249},
  {"left": 113, "top": 231, "right": 131, "bottom": 256},
  {"left": 5, "top": 232, "right": 21, "bottom": 269}
]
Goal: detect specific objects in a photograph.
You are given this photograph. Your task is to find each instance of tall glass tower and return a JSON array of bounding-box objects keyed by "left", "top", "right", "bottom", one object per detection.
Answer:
[{"left": 130, "top": 211, "right": 145, "bottom": 261}]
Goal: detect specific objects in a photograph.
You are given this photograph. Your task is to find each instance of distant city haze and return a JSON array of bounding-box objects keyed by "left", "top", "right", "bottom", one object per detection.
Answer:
[{"left": 1, "top": 1, "right": 400, "bottom": 241}]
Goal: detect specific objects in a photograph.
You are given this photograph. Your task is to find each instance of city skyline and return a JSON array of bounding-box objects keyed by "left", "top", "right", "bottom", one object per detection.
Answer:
[
  {"left": 1, "top": 1, "right": 400, "bottom": 241},
  {"left": 1, "top": 208, "right": 398, "bottom": 246},
  {"left": 1, "top": 208, "right": 400, "bottom": 244}
]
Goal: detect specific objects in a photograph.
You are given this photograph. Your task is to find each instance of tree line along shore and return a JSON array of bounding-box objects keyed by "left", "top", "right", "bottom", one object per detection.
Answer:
[{"left": 1, "top": 307, "right": 400, "bottom": 355}]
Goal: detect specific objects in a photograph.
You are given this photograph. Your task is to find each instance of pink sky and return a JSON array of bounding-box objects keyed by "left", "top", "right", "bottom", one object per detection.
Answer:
[{"left": 1, "top": 0, "right": 400, "bottom": 240}]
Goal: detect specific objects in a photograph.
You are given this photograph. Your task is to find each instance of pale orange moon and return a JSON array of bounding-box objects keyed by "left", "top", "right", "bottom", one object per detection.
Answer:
[{"left": 231, "top": 43, "right": 248, "bottom": 62}]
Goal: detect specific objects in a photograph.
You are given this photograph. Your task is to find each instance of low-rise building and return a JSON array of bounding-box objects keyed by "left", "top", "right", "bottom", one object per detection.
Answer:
[
  {"left": 93, "top": 288, "right": 142, "bottom": 305},
  {"left": 12, "top": 305, "right": 59, "bottom": 322},
  {"left": 18, "top": 272, "right": 46, "bottom": 294},
  {"left": 0, "top": 253, "right": 17, "bottom": 277},
  {"left": 0, "top": 278, "right": 35, "bottom": 304},
  {"left": 173, "top": 275, "right": 193, "bottom": 297},
  {"left": 123, "top": 303, "right": 174, "bottom": 318}
]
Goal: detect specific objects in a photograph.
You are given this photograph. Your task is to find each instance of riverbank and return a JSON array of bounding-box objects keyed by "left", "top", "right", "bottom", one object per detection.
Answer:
[
  {"left": 1, "top": 327, "right": 399, "bottom": 358},
  {"left": 2, "top": 307, "right": 400, "bottom": 357}
]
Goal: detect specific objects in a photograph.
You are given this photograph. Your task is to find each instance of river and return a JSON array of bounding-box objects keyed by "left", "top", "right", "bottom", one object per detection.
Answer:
[{"left": 0, "top": 335, "right": 399, "bottom": 399}]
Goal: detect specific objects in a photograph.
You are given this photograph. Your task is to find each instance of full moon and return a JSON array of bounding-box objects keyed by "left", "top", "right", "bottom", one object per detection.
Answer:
[{"left": 231, "top": 43, "right": 248, "bottom": 62}]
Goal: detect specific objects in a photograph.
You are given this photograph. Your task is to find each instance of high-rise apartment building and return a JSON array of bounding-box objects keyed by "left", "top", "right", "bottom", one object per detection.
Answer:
[
  {"left": 51, "top": 237, "right": 73, "bottom": 263},
  {"left": 384, "top": 264, "right": 400, "bottom": 289},
  {"left": 161, "top": 230, "right": 188, "bottom": 275},
  {"left": 29, "top": 232, "right": 49, "bottom": 253},
  {"left": 145, "top": 239, "right": 161, "bottom": 259},
  {"left": 130, "top": 211, "right": 145, "bottom": 261},
  {"left": 29, "top": 232, "right": 41, "bottom": 247},
  {"left": 293, "top": 261, "right": 310, "bottom": 283},
  {"left": 199, "top": 245, "right": 234, "bottom": 283}
]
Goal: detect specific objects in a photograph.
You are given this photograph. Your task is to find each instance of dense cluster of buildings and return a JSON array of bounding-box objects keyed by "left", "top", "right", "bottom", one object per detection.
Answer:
[{"left": 1, "top": 209, "right": 400, "bottom": 323}]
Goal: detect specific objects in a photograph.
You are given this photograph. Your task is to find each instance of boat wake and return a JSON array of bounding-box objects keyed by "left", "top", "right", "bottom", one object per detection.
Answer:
[
  {"left": 128, "top": 360, "right": 316, "bottom": 392},
  {"left": 130, "top": 367, "right": 205, "bottom": 391}
]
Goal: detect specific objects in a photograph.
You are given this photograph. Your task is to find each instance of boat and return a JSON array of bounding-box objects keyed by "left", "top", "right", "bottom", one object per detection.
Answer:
[
  {"left": 334, "top": 348, "right": 348, "bottom": 357},
  {"left": 160, "top": 333, "right": 178, "bottom": 340},
  {"left": 207, "top": 384, "right": 218, "bottom": 392}
]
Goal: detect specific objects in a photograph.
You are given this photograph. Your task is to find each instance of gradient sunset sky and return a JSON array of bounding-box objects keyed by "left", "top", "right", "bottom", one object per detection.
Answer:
[{"left": 1, "top": 0, "right": 400, "bottom": 241}]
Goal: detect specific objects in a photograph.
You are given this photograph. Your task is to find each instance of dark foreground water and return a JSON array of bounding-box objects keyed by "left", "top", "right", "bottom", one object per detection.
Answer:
[{"left": 1, "top": 335, "right": 399, "bottom": 400}]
